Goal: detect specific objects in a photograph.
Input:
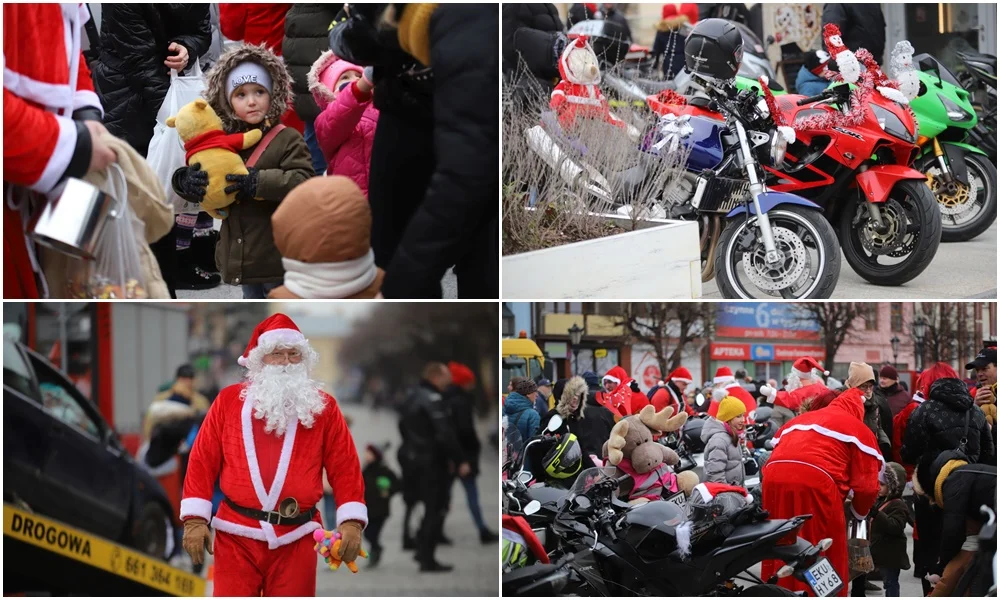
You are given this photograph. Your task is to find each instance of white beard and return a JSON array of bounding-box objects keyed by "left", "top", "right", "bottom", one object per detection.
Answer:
[{"left": 243, "top": 363, "right": 326, "bottom": 436}]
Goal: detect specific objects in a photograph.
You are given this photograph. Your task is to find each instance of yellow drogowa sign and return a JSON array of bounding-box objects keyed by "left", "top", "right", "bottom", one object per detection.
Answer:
[{"left": 3, "top": 504, "right": 206, "bottom": 596}]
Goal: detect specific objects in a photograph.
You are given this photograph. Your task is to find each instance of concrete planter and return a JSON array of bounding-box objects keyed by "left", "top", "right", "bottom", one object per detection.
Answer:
[{"left": 503, "top": 213, "right": 702, "bottom": 299}]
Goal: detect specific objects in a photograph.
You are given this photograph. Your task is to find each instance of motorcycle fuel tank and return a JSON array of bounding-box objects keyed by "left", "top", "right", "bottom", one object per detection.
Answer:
[
  {"left": 622, "top": 500, "right": 686, "bottom": 561},
  {"left": 683, "top": 116, "right": 726, "bottom": 171}
]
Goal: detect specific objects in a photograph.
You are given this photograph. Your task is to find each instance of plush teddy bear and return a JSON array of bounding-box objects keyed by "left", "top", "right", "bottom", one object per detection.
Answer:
[
  {"left": 166, "top": 98, "right": 262, "bottom": 219},
  {"left": 550, "top": 35, "right": 625, "bottom": 131},
  {"left": 603, "top": 405, "right": 700, "bottom": 505}
]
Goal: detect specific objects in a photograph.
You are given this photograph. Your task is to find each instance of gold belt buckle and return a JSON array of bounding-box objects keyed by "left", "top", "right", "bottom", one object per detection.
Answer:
[{"left": 278, "top": 497, "right": 300, "bottom": 519}]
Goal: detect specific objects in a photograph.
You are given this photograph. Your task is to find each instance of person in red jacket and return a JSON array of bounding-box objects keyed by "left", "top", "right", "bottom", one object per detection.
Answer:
[
  {"left": 759, "top": 357, "right": 831, "bottom": 427},
  {"left": 3, "top": 3, "right": 115, "bottom": 298},
  {"left": 218, "top": 3, "right": 304, "bottom": 134},
  {"left": 760, "top": 388, "right": 885, "bottom": 597},
  {"left": 180, "top": 314, "right": 366, "bottom": 596},
  {"left": 708, "top": 366, "right": 757, "bottom": 419},
  {"left": 651, "top": 366, "right": 695, "bottom": 415}
]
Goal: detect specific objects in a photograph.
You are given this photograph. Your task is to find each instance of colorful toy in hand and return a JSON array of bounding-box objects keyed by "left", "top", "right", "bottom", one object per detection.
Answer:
[
  {"left": 312, "top": 529, "right": 367, "bottom": 573},
  {"left": 166, "top": 98, "right": 262, "bottom": 219}
]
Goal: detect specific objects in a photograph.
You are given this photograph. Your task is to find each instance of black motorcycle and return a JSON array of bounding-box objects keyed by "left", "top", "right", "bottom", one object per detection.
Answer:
[
  {"left": 956, "top": 50, "right": 997, "bottom": 164},
  {"left": 550, "top": 467, "right": 843, "bottom": 597}
]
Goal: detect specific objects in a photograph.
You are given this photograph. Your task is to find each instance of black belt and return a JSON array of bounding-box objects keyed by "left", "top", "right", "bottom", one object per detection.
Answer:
[{"left": 224, "top": 497, "right": 317, "bottom": 526}]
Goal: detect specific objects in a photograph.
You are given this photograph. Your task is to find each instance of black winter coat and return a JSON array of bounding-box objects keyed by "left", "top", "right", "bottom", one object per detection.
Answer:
[
  {"left": 362, "top": 460, "right": 400, "bottom": 522},
  {"left": 870, "top": 497, "right": 913, "bottom": 570},
  {"left": 367, "top": 4, "right": 498, "bottom": 299},
  {"left": 900, "top": 378, "right": 995, "bottom": 465},
  {"left": 91, "top": 4, "right": 211, "bottom": 157},
  {"left": 566, "top": 4, "right": 599, "bottom": 29},
  {"left": 576, "top": 393, "right": 617, "bottom": 460},
  {"left": 821, "top": 4, "right": 886, "bottom": 61},
  {"left": 926, "top": 452, "right": 996, "bottom": 573},
  {"left": 283, "top": 4, "right": 343, "bottom": 123},
  {"left": 398, "top": 381, "right": 464, "bottom": 467},
  {"left": 445, "top": 384, "right": 482, "bottom": 476},
  {"left": 881, "top": 382, "right": 911, "bottom": 416},
  {"left": 502, "top": 3, "right": 563, "bottom": 98}
]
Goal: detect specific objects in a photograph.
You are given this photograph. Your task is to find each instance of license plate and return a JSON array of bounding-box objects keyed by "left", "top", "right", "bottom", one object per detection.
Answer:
[
  {"left": 803, "top": 558, "right": 844, "bottom": 597},
  {"left": 665, "top": 492, "right": 686, "bottom": 508}
]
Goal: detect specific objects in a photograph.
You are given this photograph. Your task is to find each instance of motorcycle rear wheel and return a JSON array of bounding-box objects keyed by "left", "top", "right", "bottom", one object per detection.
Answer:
[
  {"left": 715, "top": 207, "right": 840, "bottom": 299},
  {"left": 840, "top": 180, "right": 942, "bottom": 286}
]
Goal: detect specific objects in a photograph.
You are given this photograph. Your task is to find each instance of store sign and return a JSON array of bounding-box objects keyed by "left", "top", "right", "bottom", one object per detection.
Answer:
[
  {"left": 544, "top": 342, "right": 568, "bottom": 358},
  {"left": 710, "top": 343, "right": 751, "bottom": 359},
  {"left": 716, "top": 303, "right": 820, "bottom": 340},
  {"left": 751, "top": 344, "right": 774, "bottom": 360}
]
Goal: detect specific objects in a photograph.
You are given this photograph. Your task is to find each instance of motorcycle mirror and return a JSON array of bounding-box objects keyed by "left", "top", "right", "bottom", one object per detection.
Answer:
[
  {"left": 524, "top": 500, "right": 542, "bottom": 516},
  {"left": 546, "top": 414, "right": 563, "bottom": 432},
  {"left": 517, "top": 470, "right": 533, "bottom": 484}
]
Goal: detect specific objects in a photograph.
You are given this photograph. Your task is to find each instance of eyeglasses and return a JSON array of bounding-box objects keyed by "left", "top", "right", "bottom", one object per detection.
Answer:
[
  {"left": 266, "top": 349, "right": 303, "bottom": 363},
  {"left": 858, "top": 382, "right": 875, "bottom": 392}
]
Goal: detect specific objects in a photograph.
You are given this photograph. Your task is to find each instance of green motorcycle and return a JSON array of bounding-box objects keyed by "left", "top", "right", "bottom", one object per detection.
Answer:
[{"left": 910, "top": 54, "right": 996, "bottom": 242}]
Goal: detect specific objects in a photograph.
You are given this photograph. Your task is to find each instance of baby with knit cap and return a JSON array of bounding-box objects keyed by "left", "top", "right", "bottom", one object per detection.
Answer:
[
  {"left": 308, "top": 51, "right": 379, "bottom": 196},
  {"left": 268, "top": 176, "right": 382, "bottom": 299}
]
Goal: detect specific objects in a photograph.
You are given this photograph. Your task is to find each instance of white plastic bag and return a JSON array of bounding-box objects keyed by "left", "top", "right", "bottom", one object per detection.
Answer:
[
  {"left": 147, "top": 63, "right": 206, "bottom": 214},
  {"left": 67, "top": 164, "right": 149, "bottom": 299}
]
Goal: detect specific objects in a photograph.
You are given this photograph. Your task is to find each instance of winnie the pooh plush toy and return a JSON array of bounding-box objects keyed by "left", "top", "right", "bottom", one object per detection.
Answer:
[
  {"left": 603, "top": 405, "right": 700, "bottom": 505},
  {"left": 166, "top": 98, "right": 262, "bottom": 219}
]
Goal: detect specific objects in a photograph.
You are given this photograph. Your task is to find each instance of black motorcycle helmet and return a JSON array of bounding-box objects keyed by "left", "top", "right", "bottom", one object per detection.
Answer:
[{"left": 684, "top": 18, "right": 744, "bottom": 82}]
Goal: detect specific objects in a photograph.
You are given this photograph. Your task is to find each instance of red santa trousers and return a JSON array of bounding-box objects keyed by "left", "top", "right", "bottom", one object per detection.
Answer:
[
  {"left": 760, "top": 460, "right": 849, "bottom": 597},
  {"left": 212, "top": 530, "right": 317, "bottom": 597}
]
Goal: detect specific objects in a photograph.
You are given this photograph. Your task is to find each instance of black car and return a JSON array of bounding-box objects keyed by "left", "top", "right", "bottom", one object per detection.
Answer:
[{"left": 3, "top": 337, "right": 174, "bottom": 559}]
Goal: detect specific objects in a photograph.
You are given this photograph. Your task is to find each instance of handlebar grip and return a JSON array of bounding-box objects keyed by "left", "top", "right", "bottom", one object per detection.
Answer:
[
  {"left": 796, "top": 93, "right": 829, "bottom": 106},
  {"left": 603, "top": 521, "right": 618, "bottom": 542}
]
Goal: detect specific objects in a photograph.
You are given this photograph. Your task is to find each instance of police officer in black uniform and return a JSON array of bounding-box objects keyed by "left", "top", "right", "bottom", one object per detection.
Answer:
[{"left": 398, "top": 362, "right": 469, "bottom": 572}]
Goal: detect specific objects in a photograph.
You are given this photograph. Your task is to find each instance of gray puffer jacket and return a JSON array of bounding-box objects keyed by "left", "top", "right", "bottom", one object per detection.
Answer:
[{"left": 701, "top": 418, "right": 745, "bottom": 486}]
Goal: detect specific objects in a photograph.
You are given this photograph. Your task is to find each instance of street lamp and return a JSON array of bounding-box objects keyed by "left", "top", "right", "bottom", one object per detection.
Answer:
[
  {"left": 890, "top": 335, "right": 900, "bottom": 367},
  {"left": 568, "top": 324, "right": 584, "bottom": 376},
  {"left": 912, "top": 316, "right": 928, "bottom": 371}
]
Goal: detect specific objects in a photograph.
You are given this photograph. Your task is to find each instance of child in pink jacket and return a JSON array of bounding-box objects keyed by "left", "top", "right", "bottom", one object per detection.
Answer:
[{"left": 308, "top": 51, "right": 379, "bottom": 197}]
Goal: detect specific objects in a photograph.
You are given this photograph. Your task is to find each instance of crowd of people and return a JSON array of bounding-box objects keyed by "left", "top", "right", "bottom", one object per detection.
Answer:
[
  {"left": 4, "top": 3, "right": 497, "bottom": 300},
  {"left": 503, "top": 344, "right": 998, "bottom": 597}
]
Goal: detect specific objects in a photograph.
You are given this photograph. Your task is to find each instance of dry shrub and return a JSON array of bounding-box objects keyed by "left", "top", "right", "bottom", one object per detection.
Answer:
[{"left": 502, "top": 61, "right": 690, "bottom": 255}]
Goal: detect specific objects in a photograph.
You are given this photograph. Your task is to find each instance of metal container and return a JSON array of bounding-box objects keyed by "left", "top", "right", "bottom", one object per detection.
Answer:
[{"left": 28, "top": 178, "right": 118, "bottom": 260}]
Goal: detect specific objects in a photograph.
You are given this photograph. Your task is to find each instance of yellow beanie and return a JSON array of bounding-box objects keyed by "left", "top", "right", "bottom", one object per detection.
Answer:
[{"left": 717, "top": 395, "right": 746, "bottom": 424}]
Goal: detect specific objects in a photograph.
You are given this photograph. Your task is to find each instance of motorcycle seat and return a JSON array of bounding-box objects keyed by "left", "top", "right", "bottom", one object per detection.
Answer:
[
  {"left": 722, "top": 519, "right": 787, "bottom": 547},
  {"left": 959, "top": 51, "right": 997, "bottom": 70}
]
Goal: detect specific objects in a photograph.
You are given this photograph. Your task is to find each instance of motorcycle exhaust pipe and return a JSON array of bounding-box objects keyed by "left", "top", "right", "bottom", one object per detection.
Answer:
[{"left": 524, "top": 125, "right": 614, "bottom": 204}]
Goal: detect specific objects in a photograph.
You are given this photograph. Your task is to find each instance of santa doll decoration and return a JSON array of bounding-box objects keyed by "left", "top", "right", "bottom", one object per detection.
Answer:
[{"left": 550, "top": 35, "right": 625, "bottom": 130}]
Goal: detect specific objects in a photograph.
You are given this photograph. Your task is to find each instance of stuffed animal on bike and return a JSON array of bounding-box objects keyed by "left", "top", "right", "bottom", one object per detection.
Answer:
[
  {"left": 550, "top": 35, "right": 625, "bottom": 131},
  {"left": 313, "top": 528, "right": 368, "bottom": 573},
  {"left": 602, "top": 405, "right": 699, "bottom": 505},
  {"left": 166, "top": 98, "right": 262, "bottom": 219}
]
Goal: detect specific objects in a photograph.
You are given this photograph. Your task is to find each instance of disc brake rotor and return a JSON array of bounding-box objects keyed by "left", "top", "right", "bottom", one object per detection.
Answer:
[
  {"left": 857, "top": 197, "right": 916, "bottom": 257},
  {"left": 742, "top": 226, "right": 808, "bottom": 292},
  {"left": 926, "top": 166, "right": 979, "bottom": 216}
]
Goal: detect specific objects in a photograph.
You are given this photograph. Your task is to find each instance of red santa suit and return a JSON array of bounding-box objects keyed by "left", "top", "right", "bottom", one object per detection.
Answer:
[
  {"left": 760, "top": 388, "right": 884, "bottom": 597},
  {"left": 181, "top": 315, "right": 366, "bottom": 596},
  {"left": 597, "top": 366, "right": 649, "bottom": 418},
  {"left": 4, "top": 3, "right": 104, "bottom": 298},
  {"left": 652, "top": 367, "right": 695, "bottom": 416},
  {"left": 550, "top": 36, "right": 625, "bottom": 131},
  {"left": 772, "top": 382, "right": 829, "bottom": 414},
  {"left": 707, "top": 368, "right": 757, "bottom": 419}
]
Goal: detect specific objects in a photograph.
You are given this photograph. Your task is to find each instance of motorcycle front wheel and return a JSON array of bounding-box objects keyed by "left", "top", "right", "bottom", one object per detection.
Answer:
[
  {"left": 715, "top": 207, "right": 840, "bottom": 299},
  {"left": 919, "top": 152, "right": 997, "bottom": 242},
  {"left": 840, "top": 180, "right": 942, "bottom": 286}
]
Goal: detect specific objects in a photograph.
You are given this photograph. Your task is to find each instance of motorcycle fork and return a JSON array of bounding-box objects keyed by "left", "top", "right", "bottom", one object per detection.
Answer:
[
  {"left": 733, "top": 120, "right": 780, "bottom": 262},
  {"left": 932, "top": 138, "right": 955, "bottom": 182}
]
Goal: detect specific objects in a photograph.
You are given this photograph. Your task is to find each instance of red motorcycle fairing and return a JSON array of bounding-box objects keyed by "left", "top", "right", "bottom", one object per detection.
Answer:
[
  {"left": 855, "top": 164, "right": 930, "bottom": 203},
  {"left": 645, "top": 96, "right": 722, "bottom": 121}
]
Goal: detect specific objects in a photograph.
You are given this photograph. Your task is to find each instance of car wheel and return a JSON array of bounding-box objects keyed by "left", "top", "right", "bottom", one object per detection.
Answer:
[{"left": 132, "top": 502, "right": 169, "bottom": 559}]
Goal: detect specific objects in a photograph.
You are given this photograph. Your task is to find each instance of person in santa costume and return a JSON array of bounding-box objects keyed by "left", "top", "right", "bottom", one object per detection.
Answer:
[
  {"left": 708, "top": 367, "right": 757, "bottom": 421},
  {"left": 759, "top": 357, "right": 830, "bottom": 427},
  {"left": 4, "top": 3, "right": 114, "bottom": 298},
  {"left": 650, "top": 367, "right": 695, "bottom": 416},
  {"left": 759, "top": 387, "right": 884, "bottom": 597},
  {"left": 549, "top": 35, "right": 625, "bottom": 131},
  {"left": 181, "top": 314, "right": 366, "bottom": 596}
]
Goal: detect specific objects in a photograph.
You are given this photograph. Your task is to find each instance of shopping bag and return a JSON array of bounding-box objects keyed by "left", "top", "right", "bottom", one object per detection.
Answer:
[
  {"left": 67, "top": 164, "right": 150, "bottom": 299},
  {"left": 147, "top": 63, "right": 207, "bottom": 214},
  {"left": 847, "top": 518, "right": 874, "bottom": 581}
]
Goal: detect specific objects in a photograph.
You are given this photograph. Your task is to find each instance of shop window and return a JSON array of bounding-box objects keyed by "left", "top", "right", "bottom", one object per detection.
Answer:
[
  {"left": 890, "top": 303, "right": 904, "bottom": 332},
  {"left": 861, "top": 305, "right": 878, "bottom": 330}
]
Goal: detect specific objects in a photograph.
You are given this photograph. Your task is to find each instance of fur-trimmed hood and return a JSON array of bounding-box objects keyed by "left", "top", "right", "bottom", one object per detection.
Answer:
[
  {"left": 307, "top": 50, "right": 365, "bottom": 111},
  {"left": 204, "top": 43, "right": 294, "bottom": 133},
  {"left": 557, "top": 376, "right": 588, "bottom": 420}
]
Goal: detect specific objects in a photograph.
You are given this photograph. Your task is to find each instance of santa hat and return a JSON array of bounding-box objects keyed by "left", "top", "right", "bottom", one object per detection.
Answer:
[
  {"left": 713, "top": 366, "right": 735, "bottom": 384},
  {"left": 668, "top": 366, "right": 693, "bottom": 384},
  {"left": 792, "top": 356, "right": 829, "bottom": 379},
  {"left": 237, "top": 313, "right": 307, "bottom": 367},
  {"left": 692, "top": 482, "right": 754, "bottom": 505}
]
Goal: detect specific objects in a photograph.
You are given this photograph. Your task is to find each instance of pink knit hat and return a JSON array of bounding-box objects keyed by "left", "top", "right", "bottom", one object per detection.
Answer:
[{"left": 307, "top": 50, "right": 363, "bottom": 109}]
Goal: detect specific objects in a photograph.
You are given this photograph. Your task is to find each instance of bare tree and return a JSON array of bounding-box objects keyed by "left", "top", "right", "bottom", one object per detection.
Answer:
[
  {"left": 792, "top": 303, "right": 864, "bottom": 366},
  {"left": 616, "top": 303, "right": 713, "bottom": 381},
  {"left": 920, "top": 303, "right": 962, "bottom": 364}
]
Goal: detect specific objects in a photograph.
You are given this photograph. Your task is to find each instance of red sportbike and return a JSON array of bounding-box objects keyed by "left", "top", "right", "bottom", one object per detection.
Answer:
[{"left": 649, "top": 82, "right": 942, "bottom": 286}]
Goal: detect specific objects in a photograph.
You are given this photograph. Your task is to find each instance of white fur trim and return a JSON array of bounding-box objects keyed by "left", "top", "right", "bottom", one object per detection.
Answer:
[
  {"left": 771, "top": 423, "right": 885, "bottom": 465},
  {"left": 335, "top": 501, "right": 369, "bottom": 528},
  {"left": 712, "top": 388, "right": 728, "bottom": 402},
  {"left": 693, "top": 483, "right": 712, "bottom": 503},
  {"left": 675, "top": 520, "right": 692, "bottom": 558},
  {"left": 180, "top": 498, "right": 213, "bottom": 522},
  {"left": 261, "top": 520, "right": 323, "bottom": 550},
  {"left": 73, "top": 89, "right": 103, "bottom": 116},
  {"left": 240, "top": 394, "right": 299, "bottom": 511},
  {"left": 759, "top": 385, "right": 777, "bottom": 401},
  {"left": 714, "top": 376, "right": 735, "bottom": 384},
  {"left": 602, "top": 375, "right": 621, "bottom": 385},
  {"left": 34, "top": 115, "right": 78, "bottom": 194},
  {"left": 671, "top": 377, "right": 691, "bottom": 384},
  {"left": 307, "top": 50, "right": 338, "bottom": 109},
  {"left": 3, "top": 66, "right": 73, "bottom": 112},
  {"left": 877, "top": 86, "right": 909, "bottom": 105},
  {"left": 239, "top": 328, "right": 308, "bottom": 366},
  {"left": 212, "top": 517, "right": 267, "bottom": 541}
]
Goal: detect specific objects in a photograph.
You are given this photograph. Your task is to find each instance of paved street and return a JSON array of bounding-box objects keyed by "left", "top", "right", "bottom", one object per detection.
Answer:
[
  {"left": 195, "top": 404, "right": 498, "bottom": 596},
  {"left": 704, "top": 221, "right": 998, "bottom": 299},
  {"left": 177, "top": 270, "right": 459, "bottom": 299}
]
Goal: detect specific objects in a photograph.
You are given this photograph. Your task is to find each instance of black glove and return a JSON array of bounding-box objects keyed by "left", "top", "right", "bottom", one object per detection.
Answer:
[
  {"left": 224, "top": 167, "right": 259, "bottom": 201},
  {"left": 172, "top": 163, "right": 208, "bottom": 203}
]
